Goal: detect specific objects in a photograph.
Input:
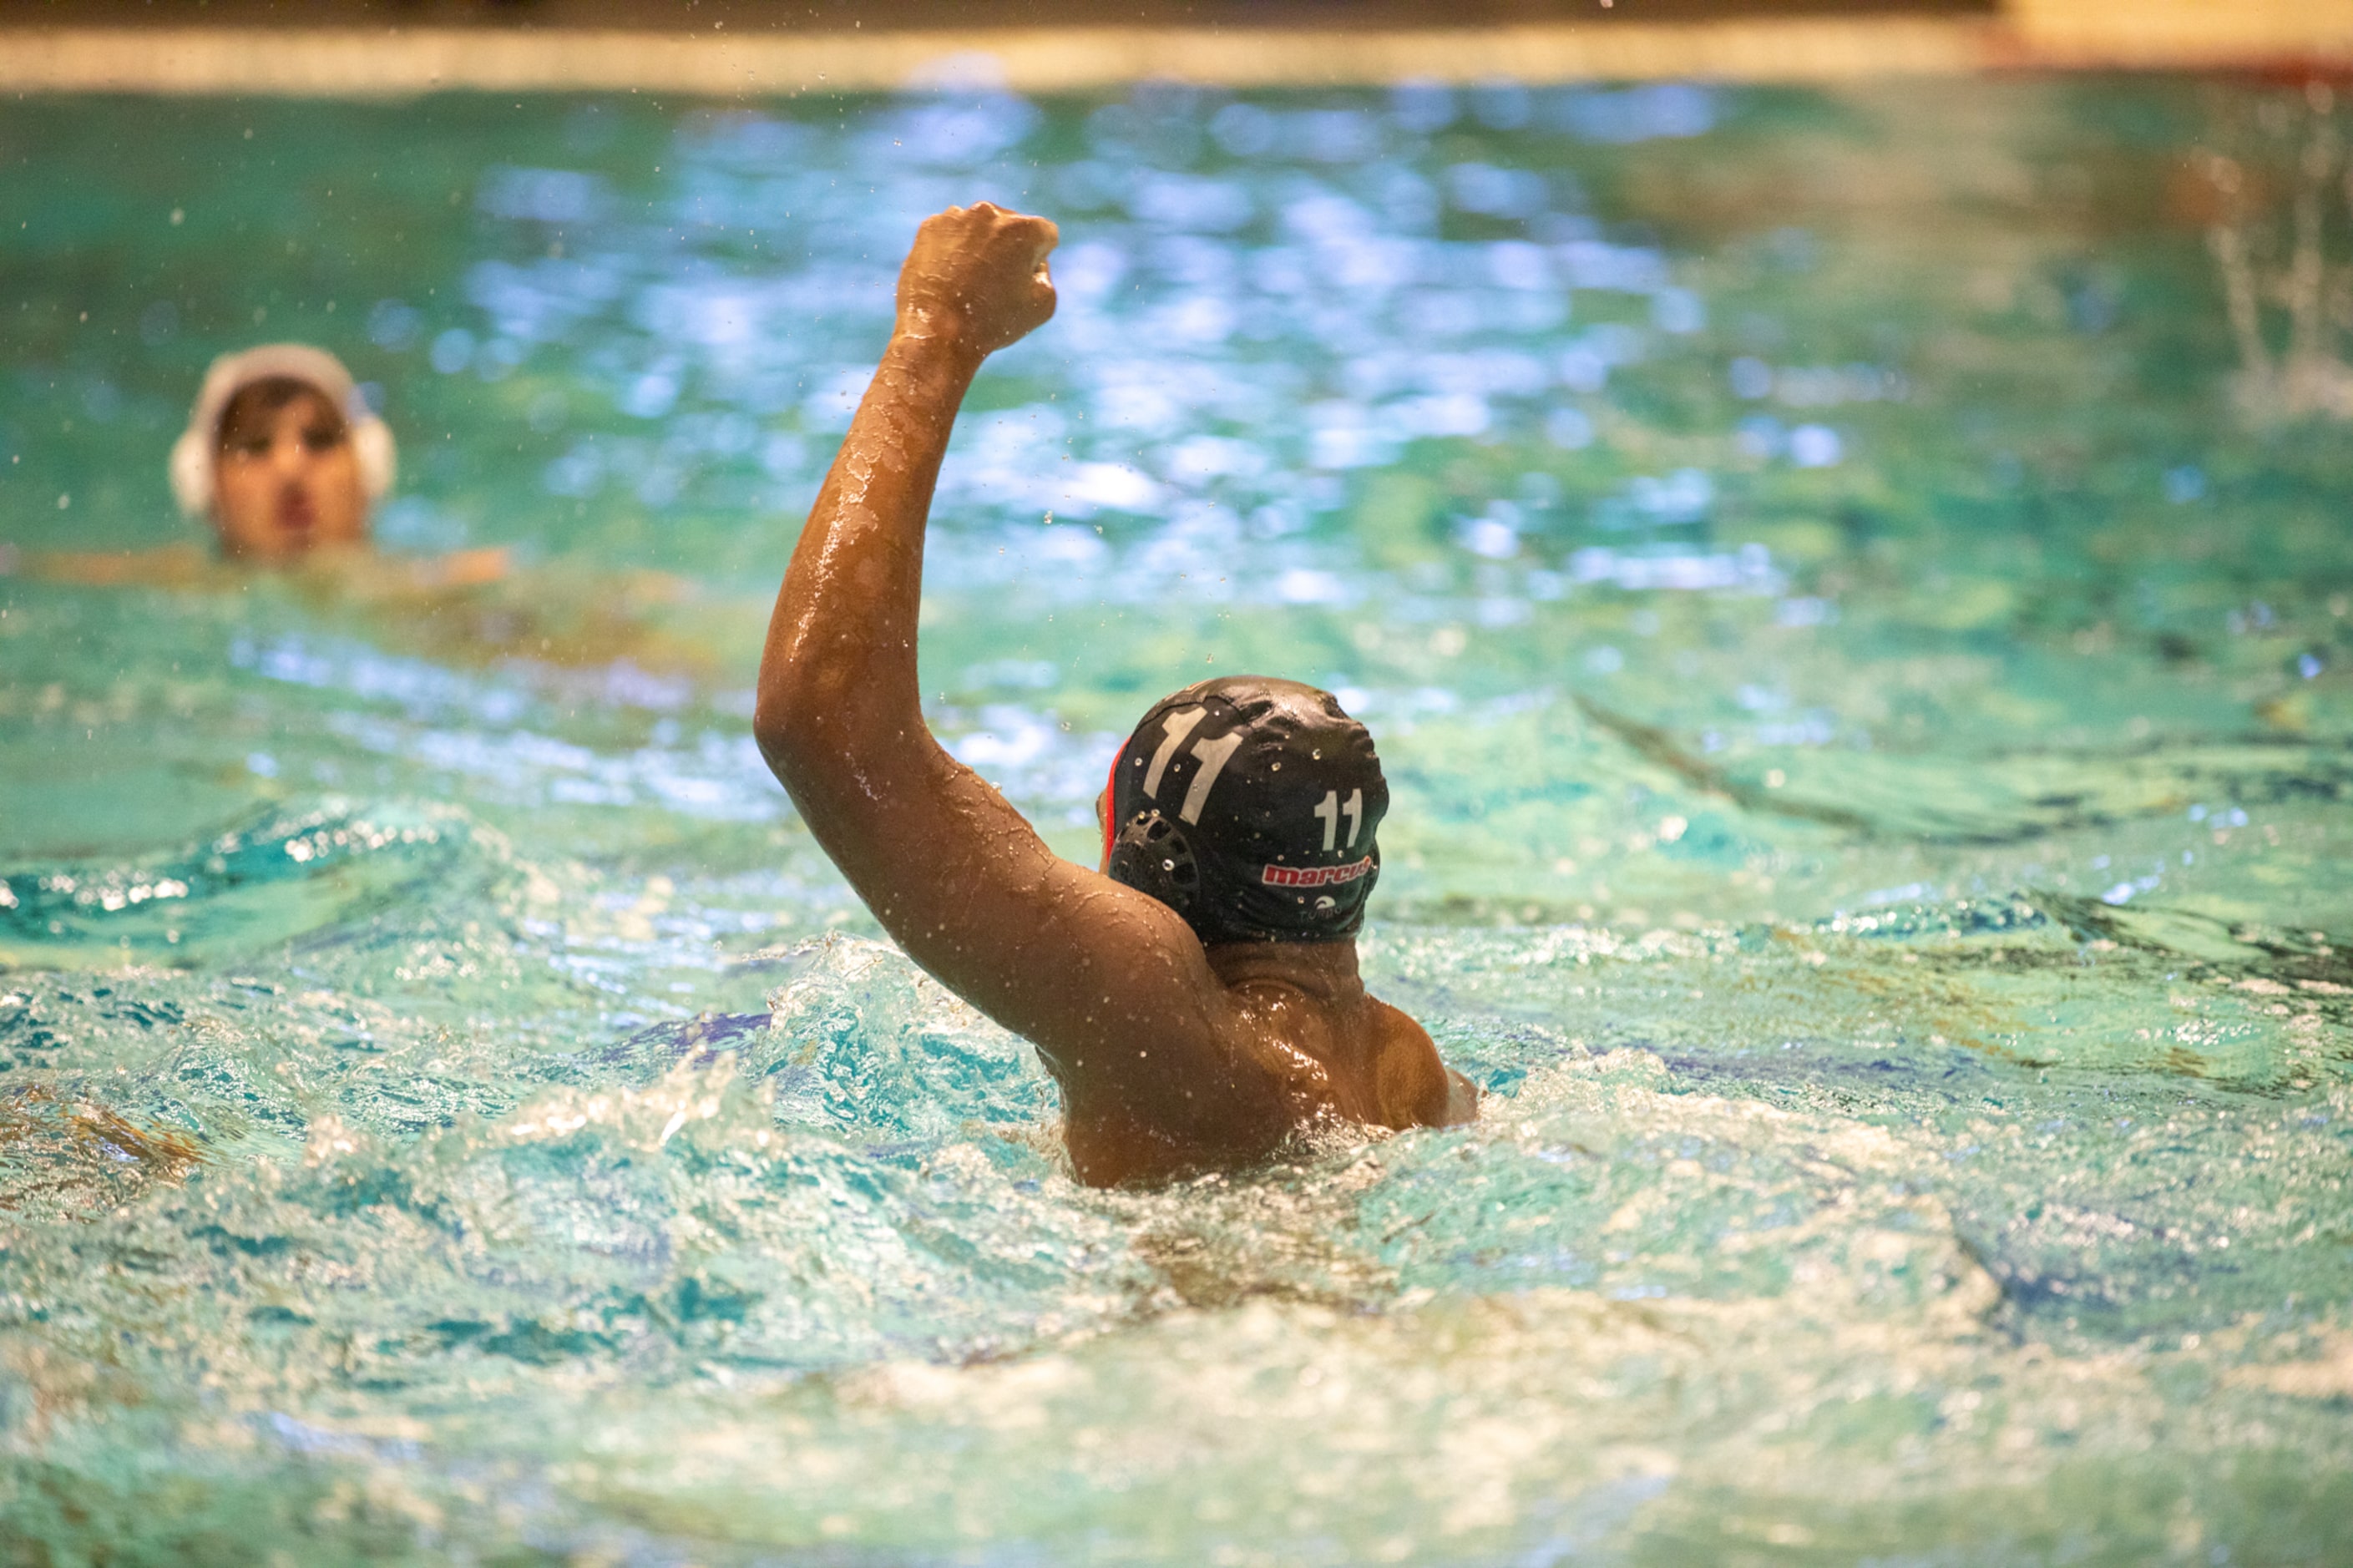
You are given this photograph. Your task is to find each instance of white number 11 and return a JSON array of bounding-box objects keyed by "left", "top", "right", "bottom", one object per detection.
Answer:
[{"left": 1313, "top": 788, "right": 1364, "bottom": 852}]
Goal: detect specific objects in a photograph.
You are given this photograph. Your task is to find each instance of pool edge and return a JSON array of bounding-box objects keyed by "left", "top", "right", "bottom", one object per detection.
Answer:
[{"left": 0, "top": 7, "right": 2350, "bottom": 99}]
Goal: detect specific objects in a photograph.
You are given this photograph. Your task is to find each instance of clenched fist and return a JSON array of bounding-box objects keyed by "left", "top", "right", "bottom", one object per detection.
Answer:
[{"left": 894, "top": 203, "right": 1059, "bottom": 357}]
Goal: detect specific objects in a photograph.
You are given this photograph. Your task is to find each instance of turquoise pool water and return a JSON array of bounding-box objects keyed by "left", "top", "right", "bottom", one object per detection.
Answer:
[{"left": 3, "top": 75, "right": 2352, "bottom": 1563}]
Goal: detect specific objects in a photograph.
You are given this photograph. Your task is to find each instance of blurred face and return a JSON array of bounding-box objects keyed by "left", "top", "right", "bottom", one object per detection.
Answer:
[{"left": 210, "top": 382, "right": 368, "bottom": 559}]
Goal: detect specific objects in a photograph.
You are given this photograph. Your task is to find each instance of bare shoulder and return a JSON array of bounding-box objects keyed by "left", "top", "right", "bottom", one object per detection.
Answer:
[{"left": 1368, "top": 998, "right": 1473, "bottom": 1130}]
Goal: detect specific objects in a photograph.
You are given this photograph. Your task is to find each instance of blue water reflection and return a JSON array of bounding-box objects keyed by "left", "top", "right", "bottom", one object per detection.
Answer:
[{"left": 427, "top": 83, "right": 1736, "bottom": 613}]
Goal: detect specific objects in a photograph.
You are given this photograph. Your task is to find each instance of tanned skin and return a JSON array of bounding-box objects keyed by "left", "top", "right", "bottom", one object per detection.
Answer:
[{"left": 755, "top": 203, "right": 1475, "bottom": 1188}]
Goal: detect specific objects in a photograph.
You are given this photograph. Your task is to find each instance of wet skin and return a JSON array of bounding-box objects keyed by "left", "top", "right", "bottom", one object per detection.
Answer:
[{"left": 754, "top": 203, "right": 1476, "bottom": 1187}]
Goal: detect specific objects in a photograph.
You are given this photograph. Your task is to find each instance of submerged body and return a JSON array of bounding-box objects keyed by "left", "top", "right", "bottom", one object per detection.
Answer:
[{"left": 754, "top": 203, "right": 1473, "bottom": 1186}]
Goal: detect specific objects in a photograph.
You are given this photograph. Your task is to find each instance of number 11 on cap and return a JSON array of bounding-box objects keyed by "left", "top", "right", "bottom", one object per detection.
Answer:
[{"left": 1312, "top": 788, "right": 1363, "bottom": 852}]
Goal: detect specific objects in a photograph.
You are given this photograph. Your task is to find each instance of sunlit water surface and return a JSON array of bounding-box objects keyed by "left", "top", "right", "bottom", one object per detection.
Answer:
[{"left": 2, "top": 77, "right": 2351, "bottom": 1564}]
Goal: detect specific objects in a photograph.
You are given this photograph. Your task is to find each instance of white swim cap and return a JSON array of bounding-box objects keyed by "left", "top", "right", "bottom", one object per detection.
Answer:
[{"left": 168, "top": 343, "right": 396, "bottom": 518}]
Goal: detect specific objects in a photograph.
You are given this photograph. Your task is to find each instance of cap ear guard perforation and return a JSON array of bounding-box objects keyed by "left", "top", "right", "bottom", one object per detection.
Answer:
[{"left": 1106, "top": 810, "right": 1197, "bottom": 914}]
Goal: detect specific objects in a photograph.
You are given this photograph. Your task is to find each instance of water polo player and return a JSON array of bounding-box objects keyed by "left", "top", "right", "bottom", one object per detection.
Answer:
[
  {"left": 8, "top": 342, "right": 463, "bottom": 587},
  {"left": 170, "top": 343, "right": 396, "bottom": 560},
  {"left": 755, "top": 203, "right": 1477, "bottom": 1186}
]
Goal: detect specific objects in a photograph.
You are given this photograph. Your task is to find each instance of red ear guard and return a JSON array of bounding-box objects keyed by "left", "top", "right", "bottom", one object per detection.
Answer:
[{"left": 1100, "top": 742, "right": 1125, "bottom": 868}]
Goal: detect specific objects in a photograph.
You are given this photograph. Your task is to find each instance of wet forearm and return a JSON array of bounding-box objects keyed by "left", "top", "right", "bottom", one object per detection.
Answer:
[{"left": 754, "top": 328, "right": 981, "bottom": 793}]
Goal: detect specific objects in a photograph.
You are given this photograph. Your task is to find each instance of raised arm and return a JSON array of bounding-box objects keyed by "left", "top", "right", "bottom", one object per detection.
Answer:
[{"left": 754, "top": 205, "right": 1268, "bottom": 1154}]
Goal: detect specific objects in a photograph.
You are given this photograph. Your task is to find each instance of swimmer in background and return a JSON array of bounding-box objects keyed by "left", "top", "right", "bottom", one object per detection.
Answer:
[
  {"left": 178, "top": 344, "right": 458, "bottom": 569},
  {"left": 7, "top": 344, "right": 717, "bottom": 678},
  {"left": 756, "top": 203, "right": 1478, "bottom": 1188},
  {"left": 16, "top": 344, "right": 501, "bottom": 589}
]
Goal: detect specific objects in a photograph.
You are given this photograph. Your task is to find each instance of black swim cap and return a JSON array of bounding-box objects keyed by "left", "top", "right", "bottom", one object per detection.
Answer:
[{"left": 1102, "top": 676, "right": 1388, "bottom": 945}]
